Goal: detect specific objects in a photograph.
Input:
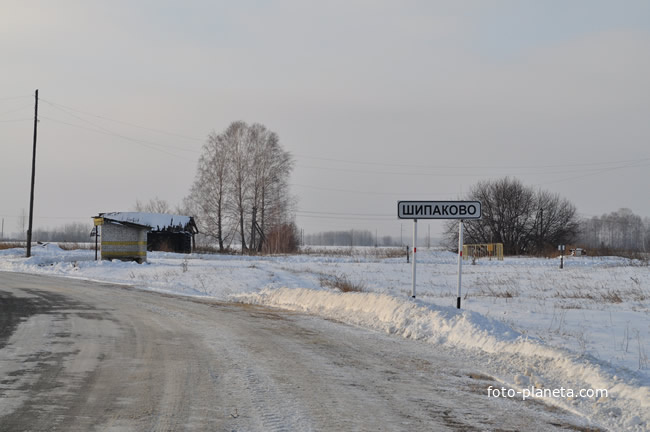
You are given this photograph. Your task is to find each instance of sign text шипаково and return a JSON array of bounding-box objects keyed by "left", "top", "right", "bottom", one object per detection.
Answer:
[{"left": 398, "top": 201, "right": 481, "bottom": 220}]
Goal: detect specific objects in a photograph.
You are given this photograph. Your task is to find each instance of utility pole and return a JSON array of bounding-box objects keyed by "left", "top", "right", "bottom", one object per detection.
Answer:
[{"left": 26, "top": 89, "right": 39, "bottom": 258}]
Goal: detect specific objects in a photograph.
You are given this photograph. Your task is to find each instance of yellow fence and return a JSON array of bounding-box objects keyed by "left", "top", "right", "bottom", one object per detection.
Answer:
[{"left": 463, "top": 243, "right": 504, "bottom": 261}]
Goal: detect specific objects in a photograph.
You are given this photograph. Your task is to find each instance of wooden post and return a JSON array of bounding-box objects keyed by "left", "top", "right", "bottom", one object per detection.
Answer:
[{"left": 26, "top": 89, "right": 39, "bottom": 258}]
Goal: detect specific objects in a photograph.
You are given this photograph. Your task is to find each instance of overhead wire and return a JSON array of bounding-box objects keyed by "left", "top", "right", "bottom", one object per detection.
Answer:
[
  {"left": 40, "top": 98, "right": 204, "bottom": 142},
  {"left": 535, "top": 158, "right": 650, "bottom": 186},
  {"left": 296, "top": 210, "right": 395, "bottom": 221},
  {"left": 298, "top": 211, "right": 391, "bottom": 217},
  {"left": 0, "top": 104, "right": 33, "bottom": 117},
  {"left": 40, "top": 100, "right": 201, "bottom": 155},
  {"left": 0, "top": 118, "right": 32, "bottom": 123},
  {"left": 291, "top": 183, "right": 457, "bottom": 197},
  {"left": 0, "top": 95, "right": 30, "bottom": 102},
  {"left": 39, "top": 116, "right": 196, "bottom": 162},
  {"left": 294, "top": 152, "right": 650, "bottom": 171},
  {"left": 8, "top": 96, "right": 648, "bottom": 228},
  {"left": 292, "top": 154, "right": 650, "bottom": 217},
  {"left": 295, "top": 213, "right": 395, "bottom": 221},
  {"left": 38, "top": 98, "right": 205, "bottom": 162},
  {"left": 294, "top": 158, "right": 650, "bottom": 178}
]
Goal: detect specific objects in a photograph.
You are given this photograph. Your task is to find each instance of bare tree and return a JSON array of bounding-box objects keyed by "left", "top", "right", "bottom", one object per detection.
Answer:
[
  {"left": 227, "top": 121, "right": 253, "bottom": 252},
  {"left": 531, "top": 190, "right": 579, "bottom": 253},
  {"left": 188, "top": 121, "right": 294, "bottom": 254},
  {"left": 133, "top": 197, "right": 172, "bottom": 213},
  {"left": 248, "top": 123, "right": 294, "bottom": 251},
  {"left": 187, "top": 131, "right": 232, "bottom": 251},
  {"left": 443, "top": 177, "right": 579, "bottom": 255}
]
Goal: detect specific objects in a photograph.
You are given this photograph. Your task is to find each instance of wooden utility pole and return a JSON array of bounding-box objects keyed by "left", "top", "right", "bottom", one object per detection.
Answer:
[{"left": 26, "top": 89, "right": 39, "bottom": 258}]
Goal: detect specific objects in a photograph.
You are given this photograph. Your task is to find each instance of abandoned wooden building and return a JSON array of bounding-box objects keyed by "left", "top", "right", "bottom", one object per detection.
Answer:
[{"left": 93, "top": 212, "right": 199, "bottom": 263}]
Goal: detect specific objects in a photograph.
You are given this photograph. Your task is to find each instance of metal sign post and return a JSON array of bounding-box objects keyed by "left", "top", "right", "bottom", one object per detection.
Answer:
[
  {"left": 93, "top": 217, "right": 103, "bottom": 261},
  {"left": 398, "top": 201, "right": 481, "bottom": 306},
  {"left": 457, "top": 220, "right": 463, "bottom": 309},
  {"left": 411, "top": 219, "right": 417, "bottom": 298}
]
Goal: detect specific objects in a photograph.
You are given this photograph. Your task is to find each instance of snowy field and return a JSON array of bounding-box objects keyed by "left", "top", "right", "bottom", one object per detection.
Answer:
[{"left": 1, "top": 244, "right": 648, "bottom": 431}]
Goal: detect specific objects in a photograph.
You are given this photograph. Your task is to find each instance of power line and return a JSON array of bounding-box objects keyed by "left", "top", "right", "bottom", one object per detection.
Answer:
[
  {"left": 295, "top": 159, "right": 650, "bottom": 178},
  {"left": 0, "top": 214, "right": 91, "bottom": 220},
  {"left": 536, "top": 159, "right": 650, "bottom": 186},
  {"left": 297, "top": 209, "right": 394, "bottom": 217},
  {"left": 291, "top": 183, "right": 457, "bottom": 196},
  {"left": 40, "top": 98, "right": 204, "bottom": 142},
  {"left": 40, "top": 102, "right": 201, "bottom": 154},
  {"left": 0, "top": 118, "right": 32, "bottom": 123},
  {"left": 40, "top": 116, "right": 197, "bottom": 162},
  {"left": 295, "top": 153, "right": 650, "bottom": 171},
  {"left": 0, "top": 95, "right": 30, "bottom": 102},
  {"left": 295, "top": 213, "right": 395, "bottom": 221},
  {"left": 0, "top": 104, "right": 33, "bottom": 117}
]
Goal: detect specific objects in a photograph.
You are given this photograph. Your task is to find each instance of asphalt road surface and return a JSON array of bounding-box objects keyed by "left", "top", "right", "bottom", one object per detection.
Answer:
[{"left": 0, "top": 271, "right": 598, "bottom": 431}]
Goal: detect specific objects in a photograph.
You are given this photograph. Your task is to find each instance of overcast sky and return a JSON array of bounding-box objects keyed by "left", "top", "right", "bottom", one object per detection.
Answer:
[{"left": 1, "top": 0, "right": 649, "bottom": 241}]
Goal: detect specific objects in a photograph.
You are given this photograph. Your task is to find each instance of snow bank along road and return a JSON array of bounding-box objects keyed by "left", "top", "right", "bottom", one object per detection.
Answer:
[{"left": 0, "top": 272, "right": 599, "bottom": 431}]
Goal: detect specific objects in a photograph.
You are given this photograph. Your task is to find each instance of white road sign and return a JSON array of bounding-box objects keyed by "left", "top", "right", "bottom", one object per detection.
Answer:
[{"left": 397, "top": 201, "right": 481, "bottom": 220}]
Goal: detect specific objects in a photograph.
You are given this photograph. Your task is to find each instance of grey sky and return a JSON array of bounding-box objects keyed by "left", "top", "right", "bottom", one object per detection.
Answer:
[{"left": 1, "top": 1, "right": 649, "bottom": 240}]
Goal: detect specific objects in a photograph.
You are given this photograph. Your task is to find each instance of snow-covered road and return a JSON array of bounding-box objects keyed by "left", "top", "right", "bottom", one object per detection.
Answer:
[{"left": 0, "top": 272, "right": 598, "bottom": 431}]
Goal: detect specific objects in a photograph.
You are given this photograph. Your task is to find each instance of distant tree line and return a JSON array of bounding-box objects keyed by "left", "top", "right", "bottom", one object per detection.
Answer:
[
  {"left": 577, "top": 208, "right": 649, "bottom": 252},
  {"left": 304, "top": 230, "right": 398, "bottom": 247},
  {"left": 30, "top": 222, "right": 92, "bottom": 243}
]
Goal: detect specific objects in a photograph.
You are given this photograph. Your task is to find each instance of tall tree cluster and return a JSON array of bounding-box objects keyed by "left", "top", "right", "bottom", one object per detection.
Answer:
[
  {"left": 444, "top": 177, "right": 580, "bottom": 255},
  {"left": 577, "top": 208, "right": 649, "bottom": 252},
  {"left": 186, "top": 121, "right": 295, "bottom": 253}
]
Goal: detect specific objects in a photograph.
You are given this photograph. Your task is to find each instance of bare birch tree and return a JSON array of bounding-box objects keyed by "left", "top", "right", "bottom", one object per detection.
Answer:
[
  {"left": 188, "top": 121, "right": 295, "bottom": 254},
  {"left": 227, "top": 121, "right": 253, "bottom": 251},
  {"left": 248, "top": 123, "right": 294, "bottom": 251},
  {"left": 187, "top": 130, "right": 232, "bottom": 251}
]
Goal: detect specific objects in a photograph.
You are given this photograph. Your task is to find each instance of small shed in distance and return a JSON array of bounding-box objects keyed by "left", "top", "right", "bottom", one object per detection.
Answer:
[{"left": 94, "top": 212, "right": 199, "bottom": 263}]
